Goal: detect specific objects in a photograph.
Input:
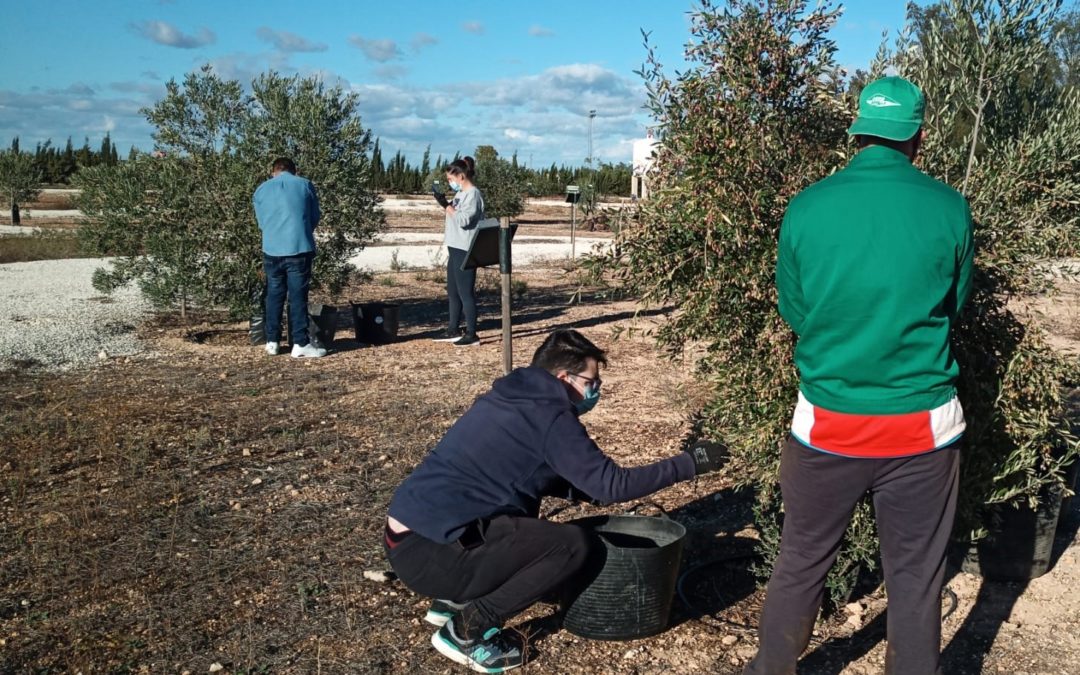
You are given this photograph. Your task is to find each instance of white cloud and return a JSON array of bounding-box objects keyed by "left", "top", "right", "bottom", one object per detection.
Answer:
[
  {"left": 503, "top": 128, "right": 543, "bottom": 144},
  {"left": 131, "top": 20, "right": 215, "bottom": 49},
  {"left": 0, "top": 87, "right": 154, "bottom": 152},
  {"left": 350, "top": 83, "right": 456, "bottom": 121},
  {"left": 1, "top": 58, "right": 648, "bottom": 168},
  {"left": 256, "top": 27, "right": 328, "bottom": 53},
  {"left": 459, "top": 63, "right": 644, "bottom": 116},
  {"left": 110, "top": 81, "right": 167, "bottom": 96},
  {"left": 343, "top": 64, "right": 647, "bottom": 165},
  {"left": 373, "top": 64, "right": 409, "bottom": 81},
  {"left": 411, "top": 32, "right": 438, "bottom": 52},
  {"left": 528, "top": 25, "right": 555, "bottom": 38},
  {"left": 65, "top": 83, "right": 95, "bottom": 96},
  {"left": 462, "top": 21, "right": 484, "bottom": 35},
  {"left": 348, "top": 35, "right": 402, "bottom": 62},
  {"left": 202, "top": 52, "right": 292, "bottom": 83}
]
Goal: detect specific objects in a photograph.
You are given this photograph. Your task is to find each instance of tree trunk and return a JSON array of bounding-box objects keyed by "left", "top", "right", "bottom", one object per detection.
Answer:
[{"left": 11, "top": 201, "right": 19, "bottom": 225}]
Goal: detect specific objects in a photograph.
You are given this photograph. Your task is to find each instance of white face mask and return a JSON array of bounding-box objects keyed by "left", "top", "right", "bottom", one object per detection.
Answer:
[{"left": 449, "top": 180, "right": 462, "bottom": 192}]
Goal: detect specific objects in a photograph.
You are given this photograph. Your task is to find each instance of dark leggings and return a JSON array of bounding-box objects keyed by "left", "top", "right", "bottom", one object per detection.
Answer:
[{"left": 446, "top": 247, "right": 477, "bottom": 336}]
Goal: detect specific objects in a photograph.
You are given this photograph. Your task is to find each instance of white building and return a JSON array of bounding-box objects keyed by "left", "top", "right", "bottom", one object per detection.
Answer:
[{"left": 631, "top": 130, "right": 660, "bottom": 200}]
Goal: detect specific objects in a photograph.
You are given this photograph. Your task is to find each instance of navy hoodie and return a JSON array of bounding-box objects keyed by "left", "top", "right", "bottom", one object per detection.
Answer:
[{"left": 388, "top": 366, "right": 696, "bottom": 544}]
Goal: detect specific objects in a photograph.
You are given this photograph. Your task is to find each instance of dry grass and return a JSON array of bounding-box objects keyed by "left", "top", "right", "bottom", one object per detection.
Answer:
[
  {"left": 0, "top": 230, "right": 88, "bottom": 263},
  {"left": 0, "top": 271, "right": 739, "bottom": 673},
  {"left": 1, "top": 268, "right": 1077, "bottom": 674}
]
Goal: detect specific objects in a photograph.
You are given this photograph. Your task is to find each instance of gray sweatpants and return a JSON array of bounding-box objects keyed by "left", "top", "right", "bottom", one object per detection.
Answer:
[{"left": 745, "top": 436, "right": 960, "bottom": 675}]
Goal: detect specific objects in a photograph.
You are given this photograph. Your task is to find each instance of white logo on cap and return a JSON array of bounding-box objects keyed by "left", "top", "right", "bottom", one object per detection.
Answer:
[{"left": 866, "top": 94, "right": 902, "bottom": 108}]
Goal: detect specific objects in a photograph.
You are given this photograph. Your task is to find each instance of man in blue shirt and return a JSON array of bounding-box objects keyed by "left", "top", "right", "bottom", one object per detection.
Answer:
[{"left": 253, "top": 157, "right": 325, "bottom": 358}]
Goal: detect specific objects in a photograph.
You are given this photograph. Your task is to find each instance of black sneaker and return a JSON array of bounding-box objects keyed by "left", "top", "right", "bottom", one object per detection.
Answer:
[
  {"left": 453, "top": 333, "right": 480, "bottom": 347},
  {"left": 432, "top": 330, "right": 461, "bottom": 343},
  {"left": 431, "top": 618, "right": 524, "bottom": 673},
  {"left": 424, "top": 598, "right": 466, "bottom": 627}
]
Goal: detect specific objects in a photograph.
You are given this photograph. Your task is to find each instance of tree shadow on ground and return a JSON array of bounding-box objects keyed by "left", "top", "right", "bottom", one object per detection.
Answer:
[
  {"left": 342, "top": 285, "right": 668, "bottom": 347},
  {"left": 664, "top": 486, "right": 761, "bottom": 631}
]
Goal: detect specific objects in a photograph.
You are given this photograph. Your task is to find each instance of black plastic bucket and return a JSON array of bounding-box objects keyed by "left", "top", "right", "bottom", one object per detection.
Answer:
[
  {"left": 352, "top": 302, "right": 400, "bottom": 344},
  {"left": 248, "top": 304, "right": 337, "bottom": 348},
  {"left": 1059, "top": 460, "right": 1079, "bottom": 529},
  {"left": 960, "top": 487, "right": 1064, "bottom": 581},
  {"left": 562, "top": 511, "right": 686, "bottom": 640},
  {"left": 248, "top": 314, "right": 268, "bottom": 346},
  {"left": 300, "top": 304, "right": 338, "bottom": 349}
]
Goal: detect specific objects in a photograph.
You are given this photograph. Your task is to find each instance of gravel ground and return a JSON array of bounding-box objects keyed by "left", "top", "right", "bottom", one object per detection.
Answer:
[
  {"left": 350, "top": 234, "right": 609, "bottom": 271},
  {"left": 0, "top": 225, "right": 45, "bottom": 235},
  {"left": 0, "top": 234, "right": 610, "bottom": 371},
  {"left": 0, "top": 258, "right": 150, "bottom": 370}
]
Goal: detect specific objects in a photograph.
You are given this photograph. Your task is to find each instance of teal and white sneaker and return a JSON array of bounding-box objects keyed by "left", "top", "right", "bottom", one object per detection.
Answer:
[
  {"left": 424, "top": 598, "right": 466, "bottom": 627},
  {"left": 431, "top": 617, "right": 524, "bottom": 673}
]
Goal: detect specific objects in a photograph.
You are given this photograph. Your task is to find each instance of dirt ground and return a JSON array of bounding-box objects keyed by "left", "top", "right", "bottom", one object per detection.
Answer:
[{"left": 2, "top": 249, "right": 1079, "bottom": 671}]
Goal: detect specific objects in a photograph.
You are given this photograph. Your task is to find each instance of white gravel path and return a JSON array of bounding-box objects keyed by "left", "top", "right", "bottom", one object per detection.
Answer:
[
  {"left": 0, "top": 258, "right": 151, "bottom": 370},
  {"left": 0, "top": 225, "right": 45, "bottom": 235}
]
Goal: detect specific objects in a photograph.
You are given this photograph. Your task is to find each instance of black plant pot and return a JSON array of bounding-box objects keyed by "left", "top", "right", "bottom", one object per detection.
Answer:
[
  {"left": 248, "top": 304, "right": 338, "bottom": 349},
  {"left": 351, "top": 302, "right": 400, "bottom": 345},
  {"left": 562, "top": 512, "right": 686, "bottom": 641},
  {"left": 958, "top": 484, "right": 1065, "bottom": 582},
  {"left": 1058, "top": 460, "right": 1079, "bottom": 529}
]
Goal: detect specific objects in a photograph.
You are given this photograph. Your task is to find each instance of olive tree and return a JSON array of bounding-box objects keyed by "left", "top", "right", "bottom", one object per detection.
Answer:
[
  {"left": 0, "top": 149, "right": 42, "bottom": 225},
  {"left": 475, "top": 155, "right": 526, "bottom": 220},
  {"left": 76, "top": 66, "right": 385, "bottom": 318},
  {"left": 594, "top": 0, "right": 1078, "bottom": 606},
  {"left": 894, "top": 0, "right": 1080, "bottom": 539},
  {"left": 598, "top": 0, "right": 860, "bottom": 600}
]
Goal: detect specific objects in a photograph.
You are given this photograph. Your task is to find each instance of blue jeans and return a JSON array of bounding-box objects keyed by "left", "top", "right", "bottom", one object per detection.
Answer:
[{"left": 263, "top": 252, "right": 314, "bottom": 346}]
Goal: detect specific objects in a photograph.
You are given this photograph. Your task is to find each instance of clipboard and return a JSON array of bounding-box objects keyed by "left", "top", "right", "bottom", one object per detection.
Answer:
[{"left": 462, "top": 218, "right": 518, "bottom": 270}]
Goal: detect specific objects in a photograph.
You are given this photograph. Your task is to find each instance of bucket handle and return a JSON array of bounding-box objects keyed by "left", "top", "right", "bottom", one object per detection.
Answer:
[{"left": 625, "top": 501, "right": 671, "bottom": 520}]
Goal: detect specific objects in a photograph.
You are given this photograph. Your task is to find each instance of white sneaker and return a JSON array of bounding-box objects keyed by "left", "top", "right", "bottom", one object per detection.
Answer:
[
  {"left": 265, "top": 341, "right": 279, "bottom": 356},
  {"left": 291, "top": 343, "right": 327, "bottom": 358}
]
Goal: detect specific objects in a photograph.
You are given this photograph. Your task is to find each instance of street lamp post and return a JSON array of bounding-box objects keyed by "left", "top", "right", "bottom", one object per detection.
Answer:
[
  {"left": 584, "top": 110, "right": 596, "bottom": 257},
  {"left": 587, "top": 109, "right": 596, "bottom": 171}
]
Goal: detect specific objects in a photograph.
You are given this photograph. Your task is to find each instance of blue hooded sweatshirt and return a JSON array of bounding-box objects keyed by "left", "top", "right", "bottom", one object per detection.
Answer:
[{"left": 388, "top": 366, "right": 696, "bottom": 544}]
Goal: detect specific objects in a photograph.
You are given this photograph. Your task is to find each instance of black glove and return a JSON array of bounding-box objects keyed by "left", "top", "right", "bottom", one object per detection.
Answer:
[
  {"left": 685, "top": 440, "right": 729, "bottom": 476},
  {"left": 433, "top": 190, "right": 449, "bottom": 208}
]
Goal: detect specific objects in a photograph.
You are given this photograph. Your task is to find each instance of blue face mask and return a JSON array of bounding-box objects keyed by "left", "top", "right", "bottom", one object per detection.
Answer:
[
  {"left": 574, "top": 383, "right": 601, "bottom": 416},
  {"left": 449, "top": 181, "right": 462, "bottom": 192}
]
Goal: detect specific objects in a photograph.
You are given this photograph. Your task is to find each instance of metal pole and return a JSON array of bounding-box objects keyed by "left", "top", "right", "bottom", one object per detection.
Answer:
[
  {"left": 571, "top": 201, "right": 576, "bottom": 260},
  {"left": 587, "top": 110, "right": 596, "bottom": 246},
  {"left": 500, "top": 216, "right": 512, "bottom": 375},
  {"left": 588, "top": 110, "right": 596, "bottom": 171}
]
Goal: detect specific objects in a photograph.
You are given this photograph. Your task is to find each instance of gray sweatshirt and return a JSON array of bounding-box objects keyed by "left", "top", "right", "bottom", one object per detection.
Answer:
[{"left": 444, "top": 186, "right": 485, "bottom": 251}]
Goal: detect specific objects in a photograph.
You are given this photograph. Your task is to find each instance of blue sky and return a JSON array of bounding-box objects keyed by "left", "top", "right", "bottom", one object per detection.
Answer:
[{"left": 2, "top": 1, "right": 918, "bottom": 168}]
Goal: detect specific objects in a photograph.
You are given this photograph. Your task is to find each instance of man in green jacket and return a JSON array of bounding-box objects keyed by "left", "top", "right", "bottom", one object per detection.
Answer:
[{"left": 745, "top": 77, "right": 974, "bottom": 675}]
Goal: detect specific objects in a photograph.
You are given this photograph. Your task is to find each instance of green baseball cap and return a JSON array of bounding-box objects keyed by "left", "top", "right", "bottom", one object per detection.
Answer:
[{"left": 847, "top": 76, "right": 925, "bottom": 141}]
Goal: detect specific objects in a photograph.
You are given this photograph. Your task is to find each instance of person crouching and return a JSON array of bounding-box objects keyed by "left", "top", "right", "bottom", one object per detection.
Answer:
[{"left": 383, "top": 329, "right": 725, "bottom": 672}]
